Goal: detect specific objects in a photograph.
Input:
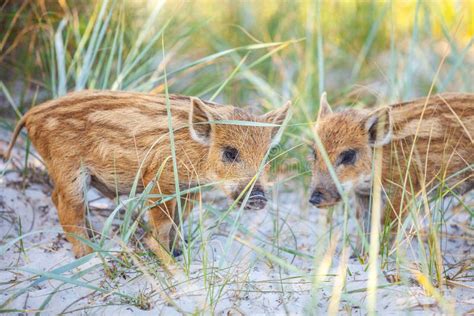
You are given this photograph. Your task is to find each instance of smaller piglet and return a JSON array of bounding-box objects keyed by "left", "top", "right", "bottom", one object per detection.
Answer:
[{"left": 308, "top": 92, "right": 473, "bottom": 227}]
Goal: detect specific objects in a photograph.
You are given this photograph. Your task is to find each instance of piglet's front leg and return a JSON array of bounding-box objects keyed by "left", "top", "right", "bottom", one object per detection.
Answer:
[
  {"left": 169, "top": 191, "right": 200, "bottom": 257},
  {"left": 145, "top": 196, "right": 176, "bottom": 265}
]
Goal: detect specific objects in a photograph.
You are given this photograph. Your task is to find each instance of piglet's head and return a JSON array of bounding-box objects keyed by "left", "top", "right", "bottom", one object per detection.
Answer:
[
  {"left": 308, "top": 93, "right": 392, "bottom": 208},
  {"left": 189, "top": 97, "right": 290, "bottom": 210}
]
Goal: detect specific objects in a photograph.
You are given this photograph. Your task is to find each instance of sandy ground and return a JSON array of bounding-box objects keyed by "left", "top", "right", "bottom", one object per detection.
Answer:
[{"left": 1, "top": 132, "right": 473, "bottom": 315}]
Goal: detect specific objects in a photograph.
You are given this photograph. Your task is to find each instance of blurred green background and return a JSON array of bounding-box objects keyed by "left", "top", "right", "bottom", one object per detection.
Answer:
[
  {"left": 1, "top": 0, "right": 473, "bottom": 159},
  {"left": 1, "top": 2, "right": 473, "bottom": 312}
]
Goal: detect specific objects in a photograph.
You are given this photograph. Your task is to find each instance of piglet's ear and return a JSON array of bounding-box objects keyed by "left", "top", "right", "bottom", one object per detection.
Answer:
[
  {"left": 262, "top": 101, "right": 291, "bottom": 138},
  {"left": 363, "top": 106, "right": 392, "bottom": 147},
  {"left": 317, "top": 92, "right": 332, "bottom": 121},
  {"left": 189, "top": 97, "right": 216, "bottom": 145},
  {"left": 262, "top": 101, "right": 291, "bottom": 124}
]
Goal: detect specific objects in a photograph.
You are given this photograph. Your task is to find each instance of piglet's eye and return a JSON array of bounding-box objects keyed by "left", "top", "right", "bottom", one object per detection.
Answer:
[
  {"left": 338, "top": 149, "right": 357, "bottom": 166},
  {"left": 222, "top": 146, "right": 240, "bottom": 163}
]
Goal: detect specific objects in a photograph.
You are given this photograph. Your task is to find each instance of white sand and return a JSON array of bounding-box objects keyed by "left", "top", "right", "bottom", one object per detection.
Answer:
[{"left": 1, "top": 134, "right": 473, "bottom": 315}]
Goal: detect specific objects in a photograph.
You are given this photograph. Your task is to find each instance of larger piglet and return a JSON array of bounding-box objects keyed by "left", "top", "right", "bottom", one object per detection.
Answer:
[{"left": 4, "top": 91, "right": 290, "bottom": 262}]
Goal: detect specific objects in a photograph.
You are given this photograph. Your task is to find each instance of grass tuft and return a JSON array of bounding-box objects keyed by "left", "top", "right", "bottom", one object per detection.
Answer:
[{"left": 0, "top": 0, "right": 472, "bottom": 314}]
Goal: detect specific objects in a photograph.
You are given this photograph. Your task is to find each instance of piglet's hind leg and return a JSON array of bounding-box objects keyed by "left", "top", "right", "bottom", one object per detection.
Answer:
[{"left": 53, "top": 187, "right": 93, "bottom": 258}]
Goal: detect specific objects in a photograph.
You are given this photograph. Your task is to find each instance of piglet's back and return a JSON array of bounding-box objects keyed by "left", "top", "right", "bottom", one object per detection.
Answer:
[
  {"left": 390, "top": 93, "right": 474, "bottom": 141},
  {"left": 21, "top": 91, "right": 206, "bottom": 195},
  {"left": 24, "top": 91, "right": 194, "bottom": 159},
  {"left": 384, "top": 93, "right": 473, "bottom": 196}
]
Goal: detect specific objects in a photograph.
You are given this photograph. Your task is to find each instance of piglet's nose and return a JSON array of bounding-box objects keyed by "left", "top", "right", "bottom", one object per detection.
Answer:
[
  {"left": 309, "top": 190, "right": 324, "bottom": 206},
  {"left": 249, "top": 187, "right": 265, "bottom": 199},
  {"left": 245, "top": 186, "right": 267, "bottom": 210}
]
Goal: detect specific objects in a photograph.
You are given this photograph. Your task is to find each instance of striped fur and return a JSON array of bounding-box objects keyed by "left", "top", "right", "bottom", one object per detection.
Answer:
[
  {"left": 4, "top": 90, "right": 290, "bottom": 261},
  {"left": 309, "top": 93, "right": 473, "bottom": 226}
]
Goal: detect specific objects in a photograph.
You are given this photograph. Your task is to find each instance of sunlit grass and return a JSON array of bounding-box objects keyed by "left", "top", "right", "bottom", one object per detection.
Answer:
[{"left": 0, "top": 0, "right": 473, "bottom": 314}]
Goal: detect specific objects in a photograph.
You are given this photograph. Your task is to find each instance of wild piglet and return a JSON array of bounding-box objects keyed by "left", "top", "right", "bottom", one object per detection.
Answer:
[
  {"left": 308, "top": 92, "right": 473, "bottom": 229},
  {"left": 4, "top": 91, "right": 290, "bottom": 262}
]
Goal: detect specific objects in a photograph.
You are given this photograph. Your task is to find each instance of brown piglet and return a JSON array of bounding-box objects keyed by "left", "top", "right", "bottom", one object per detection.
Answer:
[
  {"left": 308, "top": 92, "right": 473, "bottom": 229},
  {"left": 3, "top": 90, "right": 290, "bottom": 262}
]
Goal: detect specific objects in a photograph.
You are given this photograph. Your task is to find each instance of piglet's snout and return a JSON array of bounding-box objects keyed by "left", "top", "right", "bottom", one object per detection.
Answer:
[
  {"left": 244, "top": 186, "right": 267, "bottom": 210},
  {"left": 309, "top": 190, "right": 324, "bottom": 206},
  {"left": 309, "top": 188, "right": 341, "bottom": 207}
]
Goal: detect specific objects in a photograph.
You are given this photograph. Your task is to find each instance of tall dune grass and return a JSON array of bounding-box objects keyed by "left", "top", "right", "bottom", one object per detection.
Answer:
[{"left": 0, "top": 0, "right": 472, "bottom": 313}]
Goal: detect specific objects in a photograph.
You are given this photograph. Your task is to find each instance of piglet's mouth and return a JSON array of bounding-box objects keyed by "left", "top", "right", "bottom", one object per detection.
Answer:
[
  {"left": 245, "top": 194, "right": 267, "bottom": 210},
  {"left": 310, "top": 201, "right": 339, "bottom": 209}
]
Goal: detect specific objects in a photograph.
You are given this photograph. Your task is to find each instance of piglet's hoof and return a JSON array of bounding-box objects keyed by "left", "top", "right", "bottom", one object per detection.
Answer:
[
  {"left": 145, "top": 236, "right": 174, "bottom": 265},
  {"left": 72, "top": 243, "right": 93, "bottom": 258},
  {"left": 383, "top": 271, "right": 401, "bottom": 283}
]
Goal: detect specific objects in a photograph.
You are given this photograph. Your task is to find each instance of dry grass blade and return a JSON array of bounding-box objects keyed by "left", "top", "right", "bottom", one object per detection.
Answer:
[
  {"left": 367, "top": 120, "right": 385, "bottom": 315},
  {"left": 0, "top": 1, "right": 472, "bottom": 314},
  {"left": 327, "top": 247, "right": 349, "bottom": 315}
]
